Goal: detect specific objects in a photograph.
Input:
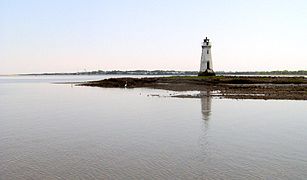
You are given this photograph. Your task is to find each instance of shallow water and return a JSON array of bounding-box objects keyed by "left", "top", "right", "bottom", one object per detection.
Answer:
[{"left": 0, "top": 75, "right": 306, "bottom": 179}]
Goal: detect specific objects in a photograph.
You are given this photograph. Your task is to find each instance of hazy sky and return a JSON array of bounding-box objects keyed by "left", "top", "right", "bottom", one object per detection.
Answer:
[{"left": 1, "top": 0, "right": 307, "bottom": 74}]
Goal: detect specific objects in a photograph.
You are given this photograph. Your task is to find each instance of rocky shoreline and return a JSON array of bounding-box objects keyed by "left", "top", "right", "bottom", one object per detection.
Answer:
[{"left": 79, "top": 76, "right": 307, "bottom": 100}]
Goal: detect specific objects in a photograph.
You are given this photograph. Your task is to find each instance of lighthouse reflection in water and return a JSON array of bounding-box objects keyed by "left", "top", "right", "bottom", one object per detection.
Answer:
[{"left": 200, "top": 90, "right": 212, "bottom": 121}]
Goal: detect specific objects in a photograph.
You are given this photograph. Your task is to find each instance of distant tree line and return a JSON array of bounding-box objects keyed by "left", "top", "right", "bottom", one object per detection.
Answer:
[
  {"left": 23, "top": 70, "right": 198, "bottom": 76},
  {"left": 21, "top": 70, "right": 307, "bottom": 76},
  {"left": 217, "top": 70, "right": 307, "bottom": 75}
]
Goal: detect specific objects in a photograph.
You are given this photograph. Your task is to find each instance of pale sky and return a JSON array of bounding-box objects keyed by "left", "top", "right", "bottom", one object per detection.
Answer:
[{"left": 1, "top": 0, "right": 307, "bottom": 74}]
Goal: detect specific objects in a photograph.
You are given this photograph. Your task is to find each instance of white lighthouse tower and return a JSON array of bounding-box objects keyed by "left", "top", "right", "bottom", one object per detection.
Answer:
[{"left": 198, "top": 37, "right": 215, "bottom": 76}]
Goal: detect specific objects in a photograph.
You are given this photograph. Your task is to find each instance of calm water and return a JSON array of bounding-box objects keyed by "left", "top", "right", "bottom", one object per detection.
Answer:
[{"left": 0, "top": 76, "right": 306, "bottom": 179}]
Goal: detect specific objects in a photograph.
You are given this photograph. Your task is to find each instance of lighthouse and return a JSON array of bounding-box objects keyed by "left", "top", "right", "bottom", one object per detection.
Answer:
[{"left": 198, "top": 37, "right": 215, "bottom": 76}]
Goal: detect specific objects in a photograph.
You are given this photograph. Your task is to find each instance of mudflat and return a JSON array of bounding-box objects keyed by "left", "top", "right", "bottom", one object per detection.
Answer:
[{"left": 79, "top": 76, "right": 307, "bottom": 100}]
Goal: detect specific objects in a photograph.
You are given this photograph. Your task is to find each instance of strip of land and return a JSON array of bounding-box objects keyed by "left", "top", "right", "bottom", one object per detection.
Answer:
[
  {"left": 13, "top": 70, "right": 307, "bottom": 76},
  {"left": 79, "top": 76, "right": 307, "bottom": 100}
]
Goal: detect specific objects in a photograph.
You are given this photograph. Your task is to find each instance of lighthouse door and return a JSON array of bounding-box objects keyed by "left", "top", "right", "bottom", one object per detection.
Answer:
[{"left": 207, "top": 61, "right": 210, "bottom": 70}]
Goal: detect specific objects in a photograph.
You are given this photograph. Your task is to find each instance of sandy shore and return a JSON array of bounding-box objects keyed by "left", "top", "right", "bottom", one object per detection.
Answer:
[{"left": 79, "top": 76, "right": 307, "bottom": 100}]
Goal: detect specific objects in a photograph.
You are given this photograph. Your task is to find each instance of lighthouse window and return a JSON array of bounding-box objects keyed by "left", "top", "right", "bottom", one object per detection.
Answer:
[{"left": 207, "top": 50, "right": 209, "bottom": 54}]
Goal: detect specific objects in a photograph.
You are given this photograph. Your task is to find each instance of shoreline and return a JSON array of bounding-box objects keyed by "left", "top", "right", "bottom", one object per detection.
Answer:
[{"left": 79, "top": 76, "right": 307, "bottom": 100}]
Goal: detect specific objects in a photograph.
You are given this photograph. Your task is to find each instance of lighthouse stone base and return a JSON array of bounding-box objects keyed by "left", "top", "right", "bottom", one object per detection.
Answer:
[{"left": 198, "top": 69, "right": 216, "bottom": 76}]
